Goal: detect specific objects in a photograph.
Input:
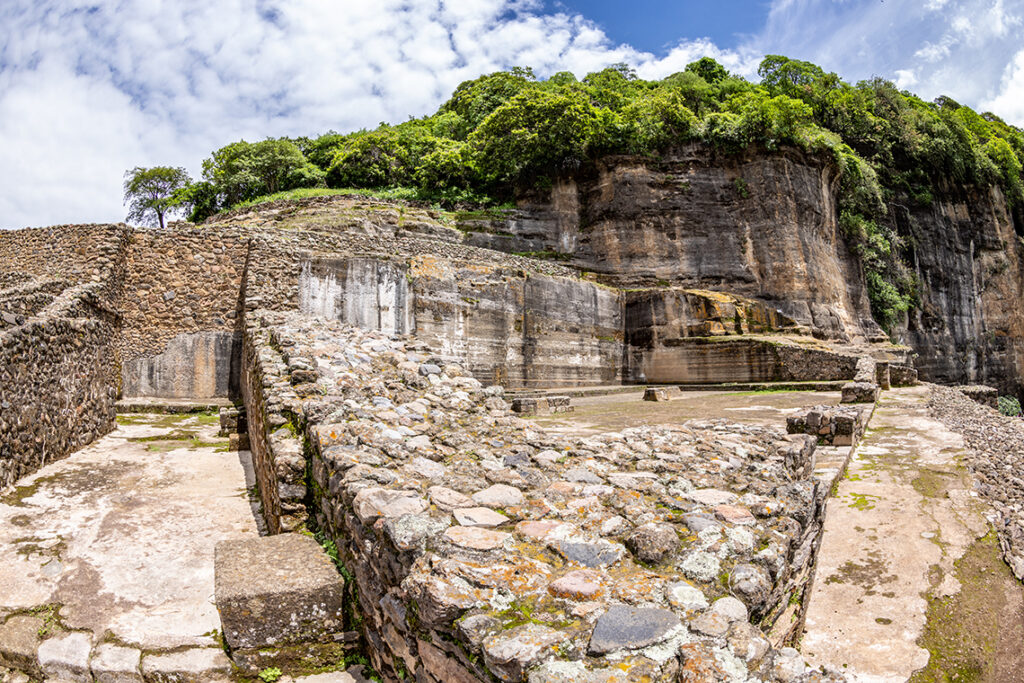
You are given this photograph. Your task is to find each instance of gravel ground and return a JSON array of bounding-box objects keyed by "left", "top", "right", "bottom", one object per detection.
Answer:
[{"left": 927, "top": 384, "right": 1024, "bottom": 580}]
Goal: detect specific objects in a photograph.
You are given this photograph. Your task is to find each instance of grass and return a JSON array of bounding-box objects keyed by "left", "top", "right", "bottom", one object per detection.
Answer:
[{"left": 225, "top": 186, "right": 511, "bottom": 214}]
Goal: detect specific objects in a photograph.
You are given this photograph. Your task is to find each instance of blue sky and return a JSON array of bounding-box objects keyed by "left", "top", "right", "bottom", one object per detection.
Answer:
[
  {"left": 2, "top": 0, "right": 1024, "bottom": 229},
  {"left": 543, "top": 1, "right": 772, "bottom": 52}
]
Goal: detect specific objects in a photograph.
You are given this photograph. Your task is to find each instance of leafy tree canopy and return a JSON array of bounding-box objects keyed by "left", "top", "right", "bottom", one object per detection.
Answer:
[{"left": 123, "top": 166, "right": 192, "bottom": 229}]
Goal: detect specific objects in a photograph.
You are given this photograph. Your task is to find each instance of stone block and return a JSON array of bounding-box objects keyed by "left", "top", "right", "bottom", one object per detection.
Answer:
[
  {"left": 214, "top": 533, "right": 345, "bottom": 652},
  {"left": 643, "top": 388, "right": 670, "bottom": 402},
  {"left": 875, "top": 361, "right": 891, "bottom": 390},
  {"left": 91, "top": 643, "right": 143, "bottom": 683},
  {"left": 38, "top": 631, "right": 92, "bottom": 682},
  {"left": 0, "top": 615, "right": 43, "bottom": 674},
  {"left": 545, "top": 396, "right": 573, "bottom": 413},
  {"left": 228, "top": 431, "right": 250, "bottom": 451},
  {"left": 140, "top": 648, "right": 232, "bottom": 683},
  {"left": 841, "top": 381, "right": 878, "bottom": 404},
  {"left": 510, "top": 398, "right": 539, "bottom": 415},
  {"left": 889, "top": 364, "right": 919, "bottom": 387}
]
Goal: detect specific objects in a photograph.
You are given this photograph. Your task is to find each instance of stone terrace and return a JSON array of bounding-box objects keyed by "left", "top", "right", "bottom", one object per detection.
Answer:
[{"left": 244, "top": 311, "right": 845, "bottom": 682}]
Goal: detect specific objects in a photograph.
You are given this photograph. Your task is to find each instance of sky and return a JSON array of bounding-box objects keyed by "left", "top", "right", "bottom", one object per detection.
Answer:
[{"left": 1, "top": 0, "right": 1024, "bottom": 230}]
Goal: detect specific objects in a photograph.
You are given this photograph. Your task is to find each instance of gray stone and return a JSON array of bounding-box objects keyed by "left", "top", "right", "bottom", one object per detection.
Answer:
[
  {"left": 141, "top": 648, "right": 233, "bottom": 683},
  {"left": 665, "top": 581, "right": 709, "bottom": 612},
  {"left": 727, "top": 621, "right": 770, "bottom": 664},
  {"left": 91, "top": 643, "right": 143, "bottom": 683},
  {"left": 453, "top": 507, "right": 509, "bottom": 527},
  {"left": 625, "top": 522, "right": 679, "bottom": 564},
  {"left": 352, "top": 487, "right": 428, "bottom": 522},
  {"left": 710, "top": 596, "right": 749, "bottom": 623},
  {"left": 38, "top": 631, "right": 92, "bottom": 682},
  {"left": 728, "top": 564, "right": 771, "bottom": 612},
  {"left": 550, "top": 539, "right": 624, "bottom": 568},
  {"left": 681, "top": 513, "right": 722, "bottom": 534},
  {"left": 472, "top": 484, "right": 524, "bottom": 508},
  {"left": 214, "top": 534, "right": 345, "bottom": 651},
  {"left": 384, "top": 513, "right": 450, "bottom": 552},
  {"left": 588, "top": 605, "right": 681, "bottom": 654},
  {"left": 689, "top": 610, "right": 731, "bottom": 637},
  {"left": 419, "top": 363, "right": 442, "bottom": 376},
  {"left": 564, "top": 467, "right": 604, "bottom": 485}
]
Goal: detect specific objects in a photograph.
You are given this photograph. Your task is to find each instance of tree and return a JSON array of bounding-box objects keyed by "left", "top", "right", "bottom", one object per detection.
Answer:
[
  {"left": 201, "top": 138, "right": 324, "bottom": 207},
  {"left": 685, "top": 57, "right": 729, "bottom": 84},
  {"left": 123, "top": 166, "right": 192, "bottom": 229}
]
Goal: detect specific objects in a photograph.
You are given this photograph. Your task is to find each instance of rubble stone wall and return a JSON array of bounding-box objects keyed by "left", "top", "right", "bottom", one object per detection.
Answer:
[
  {"left": 0, "top": 283, "right": 118, "bottom": 488},
  {"left": 237, "top": 311, "right": 841, "bottom": 682},
  {"left": 118, "top": 227, "right": 249, "bottom": 397}
]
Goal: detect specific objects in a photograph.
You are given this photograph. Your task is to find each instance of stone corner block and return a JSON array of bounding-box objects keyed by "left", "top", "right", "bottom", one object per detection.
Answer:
[
  {"left": 91, "top": 642, "right": 143, "bottom": 683},
  {"left": 141, "top": 648, "right": 232, "bottom": 683},
  {"left": 214, "top": 533, "right": 345, "bottom": 651},
  {"left": 643, "top": 387, "right": 671, "bottom": 402},
  {"left": 0, "top": 615, "right": 44, "bottom": 674},
  {"left": 38, "top": 631, "right": 93, "bottom": 682}
]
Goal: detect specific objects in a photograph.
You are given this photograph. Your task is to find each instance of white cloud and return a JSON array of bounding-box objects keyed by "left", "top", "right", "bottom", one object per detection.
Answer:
[
  {"left": 982, "top": 48, "right": 1024, "bottom": 121},
  {"left": 0, "top": 0, "right": 752, "bottom": 229},
  {"left": 1, "top": 0, "right": 1024, "bottom": 230}
]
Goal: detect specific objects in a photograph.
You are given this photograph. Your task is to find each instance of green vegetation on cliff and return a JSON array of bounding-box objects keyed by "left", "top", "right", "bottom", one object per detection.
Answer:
[{"left": 165, "top": 56, "right": 1024, "bottom": 333}]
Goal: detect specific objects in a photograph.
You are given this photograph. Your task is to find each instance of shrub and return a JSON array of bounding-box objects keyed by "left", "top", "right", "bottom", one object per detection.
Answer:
[{"left": 998, "top": 395, "right": 1022, "bottom": 417}]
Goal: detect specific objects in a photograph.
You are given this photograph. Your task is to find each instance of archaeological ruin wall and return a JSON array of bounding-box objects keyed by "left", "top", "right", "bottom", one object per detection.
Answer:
[
  {"left": 235, "top": 311, "right": 842, "bottom": 681},
  {"left": 0, "top": 225, "right": 127, "bottom": 488}
]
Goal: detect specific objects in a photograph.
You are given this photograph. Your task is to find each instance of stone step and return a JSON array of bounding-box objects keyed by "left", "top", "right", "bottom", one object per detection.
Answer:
[
  {"left": 116, "top": 397, "right": 234, "bottom": 414},
  {"left": 214, "top": 533, "right": 354, "bottom": 674}
]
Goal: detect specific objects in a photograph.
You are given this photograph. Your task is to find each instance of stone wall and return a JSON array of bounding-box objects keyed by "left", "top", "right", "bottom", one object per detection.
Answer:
[
  {"left": 236, "top": 312, "right": 841, "bottom": 682},
  {"left": 118, "top": 227, "right": 248, "bottom": 398},
  {"left": 0, "top": 283, "right": 118, "bottom": 488},
  {"left": 0, "top": 223, "right": 130, "bottom": 289},
  {"left": 239, "top": 317, "right": 308, "bottom": 535}
]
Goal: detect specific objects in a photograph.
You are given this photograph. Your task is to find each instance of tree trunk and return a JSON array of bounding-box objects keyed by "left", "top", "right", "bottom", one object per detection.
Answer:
[{"left": 157, "top": 210, "right": 165, "bottom": 230}]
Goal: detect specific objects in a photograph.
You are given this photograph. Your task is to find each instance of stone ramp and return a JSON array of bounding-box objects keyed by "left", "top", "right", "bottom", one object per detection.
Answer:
[
  {"left": 799, "top": 386, "right": 1023, "bottom": 680},
  {"left": 0, "top": 413, "right": 256, "bottom": 679}
]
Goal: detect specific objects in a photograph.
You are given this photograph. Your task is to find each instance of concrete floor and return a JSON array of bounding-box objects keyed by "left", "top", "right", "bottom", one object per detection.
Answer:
[
  {"left": 0, "top": 413, "right": 259, "bottom": 650},
  {"left": 800, "top": 387, "right": 1024, "bottom": 682},
  {"left": 527, "top": 389, "right": 840, "bottom": 434}
]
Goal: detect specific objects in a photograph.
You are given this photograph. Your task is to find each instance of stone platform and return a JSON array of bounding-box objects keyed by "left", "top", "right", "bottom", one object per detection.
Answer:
[{"left": 0, "top": 413, "right": 256, "bottom": 680}]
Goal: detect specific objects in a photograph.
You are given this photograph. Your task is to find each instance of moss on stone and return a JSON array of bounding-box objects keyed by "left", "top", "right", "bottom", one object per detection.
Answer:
[{"left": 910, "top": 531, "right": 1023, "bottom": 682}]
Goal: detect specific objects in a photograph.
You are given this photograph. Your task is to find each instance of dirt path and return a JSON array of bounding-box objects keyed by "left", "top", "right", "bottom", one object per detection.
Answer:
[
  {"left": 0, "top": 412, "right": 259, "bottom": 652},
  {"left": 800, "top": 386, "right": 1024, "bottom": 682}
]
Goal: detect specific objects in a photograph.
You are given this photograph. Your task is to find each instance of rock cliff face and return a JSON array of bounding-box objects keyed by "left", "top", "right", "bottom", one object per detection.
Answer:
[
  {"left": 465, "top": 146, "right": 881, "bottom": 345},
  {"left": 896, "top": 183, "right": 1024, "bottom": 394},
  {"left": 462, "top": 145, "right": 1024, "bottom": 396}
]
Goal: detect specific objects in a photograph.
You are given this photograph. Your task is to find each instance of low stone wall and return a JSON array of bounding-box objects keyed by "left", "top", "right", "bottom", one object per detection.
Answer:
[
  {"left": 841, "top": 357, "right": 880, "bottom": 404},
  {"left": 627, "top": 336, "right": 859, "bottom": 385},
  {"left": 239, "top": 318, "right": 308, "bottom": 535},
  {"left": 239, "top": 311, "right": 842, "bottom": 682},
  {"left": 787, "top": 405, "right": 871, "bottom": 447},
  {"left": 0, "top": 283, "right": 118, "bottom": 488},
  {"left": 957, "top": 385, "right": 998, "bottom": 409}
]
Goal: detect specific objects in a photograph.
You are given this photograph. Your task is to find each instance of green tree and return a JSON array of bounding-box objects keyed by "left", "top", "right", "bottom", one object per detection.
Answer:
[
  {"left": 469, "top": 88, "right": 599, "bottom": 188},
  {"left": 684, "top": 57, "right": 728, "bottom": 84},
  {"left": 123, "top": 166, "right": 192, "bottom": 229},
  {"left": 202, "top": 139, "right": 324, "bottom": 206}
]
